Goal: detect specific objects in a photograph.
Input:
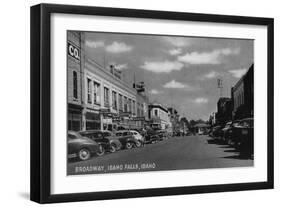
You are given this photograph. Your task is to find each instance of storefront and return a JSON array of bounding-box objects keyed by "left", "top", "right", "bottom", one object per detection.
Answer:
[
  {"left": 68, "top": 104, "right": 83, "bottom": 131},
  {"left": 85, "top": 110, "right": 101, "bottom": 130}
]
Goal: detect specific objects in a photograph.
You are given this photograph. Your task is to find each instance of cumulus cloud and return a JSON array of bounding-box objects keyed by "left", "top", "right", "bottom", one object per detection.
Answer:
[
  {"left": 178, "top": 48, "right": 240, "bottom": 65},
  {"left": 229, "top": 68, "right": 247, "bottom": 78},
  {"left": 168, "top": 48, "right": 182, "bottom": 56},
  {"left": 163, "top": 37, "right": 191, "bottom": 47},
  {"left": 106, "top": 41, "right": 133, "bottom": 53},
  {"left": 149, "top": 89, "right": 163, "bottom": 95},
  {"left": 163, "top": 80, "right": 193, "bottom": 90},
  {"left": 194, "top": 97, "right": 208, "bottom": 104},
  {"left": 140, "top": 61, "right": 184, "bottom": 73},
  {"left": 85, "top": 40, "right": 104, "bottom": 48},
  {"left": 115, "top": 63, "right": 128, "bottom": 70},
  {"left": 200, "top": 71, "right": 220, "bottom": 80}
]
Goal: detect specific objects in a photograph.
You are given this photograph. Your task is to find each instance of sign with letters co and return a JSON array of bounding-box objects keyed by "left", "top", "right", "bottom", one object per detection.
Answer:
[{"left": 67, "top": 42, "right": 80, "bottom": 61}]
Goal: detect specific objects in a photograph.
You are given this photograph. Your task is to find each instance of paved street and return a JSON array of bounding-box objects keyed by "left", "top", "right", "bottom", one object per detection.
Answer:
[{"left": 68, "top": 135, "right": 253, "bottom": 175}]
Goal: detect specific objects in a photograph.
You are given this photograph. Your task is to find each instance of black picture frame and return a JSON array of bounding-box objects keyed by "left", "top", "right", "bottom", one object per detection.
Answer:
[{"left": 30, "top": 3, "right": 274, "bottom": 204}]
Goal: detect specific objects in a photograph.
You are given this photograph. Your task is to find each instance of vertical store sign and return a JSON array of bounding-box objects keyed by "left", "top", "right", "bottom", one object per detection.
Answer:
[{"left": 68, "top": 42, "right": 80, "bottom": 61}]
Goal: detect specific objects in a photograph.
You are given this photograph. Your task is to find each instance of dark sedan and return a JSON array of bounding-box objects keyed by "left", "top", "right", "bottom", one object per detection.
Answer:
[
  {"left": 227, "top": 118, "right": 253, "bottom": 153},
  {"left": 78, "top": 130, "right": 121, "bottom": 155},
  {"left": 114, "top": 130, "right": 139, "bottom": 149},
  {"left": 68, "top": 131, "right": 100, "bottom": 161},
  {"left": 209, "top": 125, "right": 223, "bottom": 139},
  {"left": 144, "top": 128, "right": 162, "bottom": 144},
  {"left": 223, "top": 120, "right": 241, "bottom": 144},
  {"left": 101, "top": 130, "right": 123, "bottom": 152}
]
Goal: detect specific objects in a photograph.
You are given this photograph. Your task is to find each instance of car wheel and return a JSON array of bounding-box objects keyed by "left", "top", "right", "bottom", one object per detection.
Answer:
[
  {"left": 96, "top": 144, "right": 105, "bottom": 156},
  {"left": 135, "top": 141, "right": 142, "bottom": 148},
  {"left": 109, "top": 144, "right": 117, "bottom": 153},
  {"left": 78, "top": 148, "right": 91, "bottom": 161},
  {"left": 126, "top": 142, "right": 133, "bottom": 149}
]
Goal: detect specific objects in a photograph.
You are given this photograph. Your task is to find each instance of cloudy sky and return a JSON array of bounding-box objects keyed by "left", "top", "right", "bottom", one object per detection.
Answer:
[{"left": 83, "top": 31, "right": 253, "bottom": 121}]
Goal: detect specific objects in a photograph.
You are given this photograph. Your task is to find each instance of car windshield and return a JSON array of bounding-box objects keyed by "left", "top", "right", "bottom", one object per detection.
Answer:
[{"left": 81, "top": 132, "right": 103, "bottom": 139}]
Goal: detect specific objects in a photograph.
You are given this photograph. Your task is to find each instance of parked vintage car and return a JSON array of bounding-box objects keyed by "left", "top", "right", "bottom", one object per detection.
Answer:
[
  {"left": 223, "top": 120, "right": 241, "bottom": 144},
  {"left": 101, "top": 130, "right": 123, "bottom": 152},
  {"left": 209, "top": 125, "right": 223, "bottom": 139},
  {"left": 128, "top": 130, "right": 145, "bottom": 147},
  {"left": 115, "top": 130, "right": 140, "bottom": 149},
  {"left": 227, "top": 118, "right": 253, "bottom": 153},
  {"left": 79, "top": 130, "right": 122, "bottom": 154},
  {"left": 67, "top": 131, "right": 100, "bottom": 161},
  {"left": 144, "top": 128, "right": 162, "bottom": 144},
  {"left": 155, "top": 129, "right": 169, "bottom": 140}
]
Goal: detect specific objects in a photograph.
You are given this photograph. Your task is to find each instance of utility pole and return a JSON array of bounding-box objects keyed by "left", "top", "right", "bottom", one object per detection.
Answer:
[{"left": 217, "top": 78, "right": 223, "bottom": 97}]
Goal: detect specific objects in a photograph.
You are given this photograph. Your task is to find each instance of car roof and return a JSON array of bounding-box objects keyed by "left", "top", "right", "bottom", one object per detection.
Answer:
[
  {"left": 213, "top": 126, "right": 221, "bottom": 128},
  {"left": 129, "top": 130, "right": 139, "bottom": 133},
  {"left": 240, "top": 118, "right": 253, "bottom": 121},
  {"left": 68, "top": 131, "right": 79, "bottom": 135},
  {"left": 78, "top": 130, "right": 102, "bottom": 134}
]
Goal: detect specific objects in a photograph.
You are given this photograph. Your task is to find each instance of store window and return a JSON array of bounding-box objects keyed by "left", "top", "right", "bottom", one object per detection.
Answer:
[
  {"left": 86, "top": 112, "right": 101, "bottom": 130},
  {"left": 141, "top": 104, "right": 145, "bottom": 116},
  {"left": 112, "top": 91, "right": 117, "bottom": 110},
  {"left": 132, "top": 100, "right": 135, "bottom": 114},
  {"left": 73, "top": 71, "right": 78, "bottom": 99},
  {"left": 128, "top": 99, "right": 132, "bottom": 113},
  {"left": 104, "top": 87, "right": 109, "bottom": 107},
  {"left": 124, "top": 97, "right": 128, "bottom": 112},
  {"left": 68, "top": 111, "right": 81, "bottom": 131},
  {"left": 87, "top": 78, "right": 92, "bottom": 104},
  {"left": 154, "top": 109, "right": 158, "bottom": 117},
  {"left": 118, "top": 94, "right": 123, "bottom": 112},
  {"left": 93, "top": 81, "right": 101, "bottom": 105}
]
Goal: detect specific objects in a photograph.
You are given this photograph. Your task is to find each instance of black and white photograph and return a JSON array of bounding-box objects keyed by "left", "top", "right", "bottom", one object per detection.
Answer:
[{"left": 67, "top": 31, "right": 254, "bottom": 175}]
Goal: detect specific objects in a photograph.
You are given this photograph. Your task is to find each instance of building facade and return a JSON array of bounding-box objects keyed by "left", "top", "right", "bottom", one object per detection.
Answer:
[
  {"left": 148, "top": 103, "right": 170, "bottom": 130},
  {"left": 231, "top": 64, "right": 254, "bottom": 120},
  {"left": 67, "top": 31, "right": 85, "bottom": 131},
  {"left": 135, "top": 92, "right": 149, "bottom": 129},
  {"left": 215, "top": 97, "right": 232, "bottom": 125},
  {"left": 168, "top": 107, "right": 180, "bottom": 134},
  {"left": 84, "top": 58, "right": 137, "bottom": 131},
  {"left": 67, "top": 31, "right": 140, "bottom": 132}
]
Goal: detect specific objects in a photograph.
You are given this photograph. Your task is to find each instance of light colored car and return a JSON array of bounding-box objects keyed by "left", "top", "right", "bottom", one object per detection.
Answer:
[{"left": 129, "top": 130, "right": 145, "bottom": 147}]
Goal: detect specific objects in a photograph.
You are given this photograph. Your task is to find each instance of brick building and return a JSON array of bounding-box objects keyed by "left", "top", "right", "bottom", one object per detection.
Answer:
[
  {"left": 215, "top": 97, "right": 232, "bottom": 125},
  {"left": 67, "top": 31, "right": 149, "bottom": 132},
  {"left": 67, "top": 31, "right": 85, "bottom": 131},
  {"left": 231, "top": 64, "right": 254, "bottom": 120}
]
